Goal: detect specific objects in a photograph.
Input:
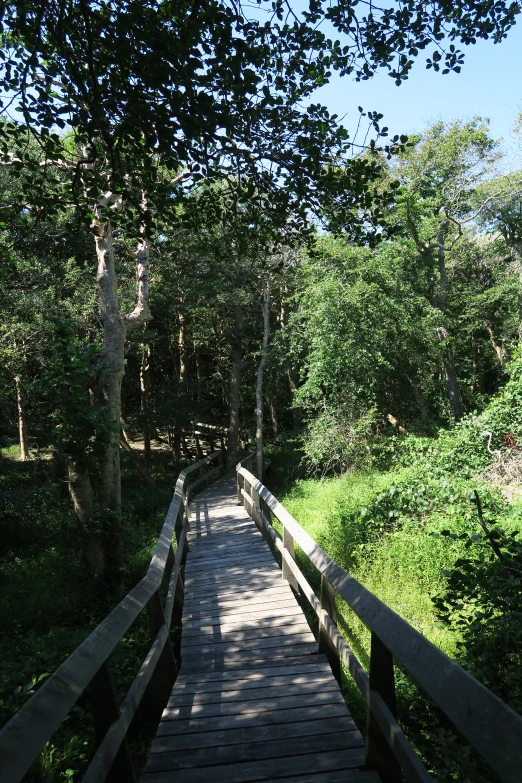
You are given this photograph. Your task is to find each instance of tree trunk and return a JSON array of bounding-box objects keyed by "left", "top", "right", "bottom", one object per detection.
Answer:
[
  {"left": 14, "top": 375, "right": 29, "bottom": 460},
  {"left": 95, "top": 219, "right": 126, "bottom": 574},
  {"left": 227, "top": 303, "right": 243, "bottom": 464},
  {"left": 256, "top": 289, "right": 270, "bottom": 478},
  {"left": 195, "top": 344, "right": 204, "bottom": 402},
  {"left": 485, "top": 321, "right": 504, "bottom": 366},
  {"left": 140, "top": 344, "right": 152, "bottom": 461},
  {"left": 174, "top": 306, "right": 187, "bottom": 463},
  {"left": 67, "top": 457, "right": 104, "bottom": 576},
  {"left": 270, "top": 398, "right": 279, "bottom": 437},
  {"left": 406, "top": 374, "right": 428, "bottom": 423},
  {"left": 280, "top": 287, "right": 301, "bottom": 429},
  {"left": 435, "top": 237, "right": 463, "bottom": 422},
  {"left": 120, "top": 429, "right": 155, "bottom": 487},
  {"left": 179, "top": 306, "right": 187, "bottom": 383},
  {"left": 125, "top": 193, "right": 152, "bottom": 326},
  {"left": 437, "top": 327, "right": 463, "bottom": 421}
]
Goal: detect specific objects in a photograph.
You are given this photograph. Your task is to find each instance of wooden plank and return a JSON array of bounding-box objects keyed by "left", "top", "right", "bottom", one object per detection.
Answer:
[
  {"left": 183, "top": 595, "right": 298, "bottom": 620},
  {"left": 161, "top": 689, "right": 346, "bottom": 720},
  {"left": 179, "top": 643, "right": 317, "bottom": 670},
  {"left": 180, "top": 631, "right": 315, "bottom": 657},
  {"left": 185, "top": 562, "right": 280, "bottom": 585},
  {"left": 181, "top": 621, "right": 312, "bottom": 646},
  {"left": 167, "top": 678, "right": 338, "bottom": 708},
  {"left": 188, "top": 531, "right": 264, "bottom": 549},
  {"left": 171, "top": 666, "right": 331, "bottom": 697},
  {"left": 188, "top": 523, "right": 258, "bottom": 538},
  {"left": 182, "top": 613, "right": 306, "bottom": 637},
  {"left": 186, "top": 574, "right": 283, "bottom": 599},
  {"left": 187, "top": 542, "right": 268, "bottom": 563},
  {"left": 156, "top": 702, "right": 352, "bottom": 736},
  {"left": 176, "top": 658, "right": 331, "bottom": 684},
  {"left": 182, "top": 603, "right": 302, "bottom": 626},
  {"left": 141, "top": 747, "right": 366, "bottom": 783},
  {"left": 179, "top": 649, "right": 325, "bottom": 675},
  {"left": 185, "top": 566, "right": 280, "bottom": 588},
  {"left": 187, "top": 543, "right": 271, "bottom": 563},
  {"left": 170, "top": 670, "right": 336, "bottom": 697},
  {"left": 146, "top": 729, "right": 364, "bottom": 771},
  {"left": 183, "top": 584, "right": 294, "bottom": 610},
  {"left": 182, "top": 605, "right": 302, "bottom": 627},
  {"left": 151, "top": 715, "right": 358, "bottom": 753},
  {"left": 186, "top": 553, "right": 276, "bottom": 575},
  {"left": 279, "top": 773, "right": 381, "bottom": 783}
]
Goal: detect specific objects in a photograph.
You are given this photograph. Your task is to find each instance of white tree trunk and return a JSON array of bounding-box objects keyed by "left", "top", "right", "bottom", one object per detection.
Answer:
[
  {"left": 125, "top": 192, "right": 152, "bottom": 326},
  {"left": 14, "top": 375, "right": 29, "bottom": 460},
  {"left": 227, "top": 303, "right": 243, "bottom": 464},
  {"left": 140, "top": 343, "right": 152, "bottom": 461},
  {"left": 95, "top": 218, "right": 126, "bottom": 571},
  {"left": 256, "top": 288, "right": 270, "bottom": 479}
]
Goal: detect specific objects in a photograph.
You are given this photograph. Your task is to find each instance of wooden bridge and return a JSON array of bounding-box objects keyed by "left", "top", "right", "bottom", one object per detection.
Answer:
[{"left": 1, "top": 450, "right": 522, "bottom": 782}]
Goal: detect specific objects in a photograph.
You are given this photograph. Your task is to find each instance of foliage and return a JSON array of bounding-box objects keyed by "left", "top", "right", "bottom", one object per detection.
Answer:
[
  {"left": 0, "top": 444, "right": 176, "bottom": 780},
  {"left": 434, "top": 504, "right": 522, "bottom": 712}
]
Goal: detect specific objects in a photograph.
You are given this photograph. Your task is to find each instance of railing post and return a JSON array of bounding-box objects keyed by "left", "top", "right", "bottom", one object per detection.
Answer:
[
  {"left": 318, "top": 574, "right": 341, "bottom": 684},
  {"left": 175, "top": 503, "right": 189, "bottom": 562},
  {"left": 237, "top": 466, "right": 244, "bottom": 505},
  {"left": 144, "top": 590, "right": 178, "bottom": 721},
  {"left": 366, "top": 632, "right": 402, "bottom": 783},
  {"left": 195, "top": 433, "right": 204, "bottom": 459},
  {"left": 89, "top": 661, "right": 137, "bottom": 783},
  {"left": 172, "top": 573, "right": 185, "bottom": 632},
  {"left": 251, "top": 483, "right": 262, "bottom": 528},
  {"left": 282, "top": 523, "right": 299, "bottom": 592}
]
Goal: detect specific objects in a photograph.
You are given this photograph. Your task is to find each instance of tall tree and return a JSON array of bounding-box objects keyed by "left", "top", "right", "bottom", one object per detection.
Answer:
[{"left": 396, "top": 118, "right": 502, "bottom": 420}]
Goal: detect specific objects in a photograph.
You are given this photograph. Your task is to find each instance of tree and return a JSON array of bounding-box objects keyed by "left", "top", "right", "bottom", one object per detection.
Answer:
[
  {"left": 395, "top": 118, "right": 503, "bottom": 420},
  {"left": 1, "top": 0, "right": 518, "bottom": 578}
]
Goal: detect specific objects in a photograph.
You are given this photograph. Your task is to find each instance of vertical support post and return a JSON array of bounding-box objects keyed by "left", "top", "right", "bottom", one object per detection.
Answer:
[
  {"left": 318, "top": 574, "right": 341, "bottom": 684},
  {"left": 89, "top": 662, "right": 137, "bottom": 783},
  {"left": 251, "top": 484, "right": 262, "bottom": 529},
  {"left": 172, "top": 573, "right": 185, "bottom": 659},
  {"left": 195, "top": 433, "right": 204, "bottom": 459},
  {"left": 172, "top": 572, "right": 185, "bottom": 630},
  {"left": 144, "top": 590, "right": 178, "bottom": 720},
  {"left": 175, "top": 504, "right": 189, "bottom": 560},
  {"left": 366, "top": 632, "right": 402, "bottom": 783},
  {"left": 282, "top": 524, "right": 299, "bottom": 592},
  {"left": 209, "top": 436, "right": 215, "bottom": 453},
  {"left": 237, "top": 468, "right": 244, "bottom": 505},
  {"left": 244, "top": 476, "right": 252, "bottom": 516},
  {"left": 184, "top": 490, "right": 191, "bottom": 533}
]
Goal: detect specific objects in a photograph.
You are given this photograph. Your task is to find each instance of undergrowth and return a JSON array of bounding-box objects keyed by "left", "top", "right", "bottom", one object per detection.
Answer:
[
  {"left": 0, "top": 443, "right": 178, "bottom": 781},
  {"left": 266, "top": 359, "right": 522, "bottom": 782}
]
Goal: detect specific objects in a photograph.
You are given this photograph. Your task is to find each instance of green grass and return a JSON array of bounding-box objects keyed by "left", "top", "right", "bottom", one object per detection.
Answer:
[{"left": 276, "top": 469, "right": 458, "bottom": 656}]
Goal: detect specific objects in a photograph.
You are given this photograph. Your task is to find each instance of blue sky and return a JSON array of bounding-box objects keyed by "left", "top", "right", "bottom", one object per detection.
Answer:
[{"left": 311, "top": 22, "right": 522, "bottom": 156}]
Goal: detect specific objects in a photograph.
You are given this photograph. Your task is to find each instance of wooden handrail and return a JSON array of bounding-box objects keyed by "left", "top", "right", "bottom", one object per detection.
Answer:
[
  {"left": 237, "top": 465, "right": 522, "bottom": 783},
  {"left": 0, "top": 449, "right": 226, "bottom": 783}
]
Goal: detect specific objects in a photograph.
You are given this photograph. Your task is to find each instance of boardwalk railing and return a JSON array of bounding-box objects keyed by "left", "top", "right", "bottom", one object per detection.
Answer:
[
  {"left": 237, "top": 465, "right": 522, "bottom": 783},
  {"left": 0, "top": 449, "right": 226, "bottom": 783}
]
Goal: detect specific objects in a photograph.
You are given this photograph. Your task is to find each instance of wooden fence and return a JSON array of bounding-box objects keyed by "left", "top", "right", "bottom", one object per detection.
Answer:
[
  {"left": 237, "top": 465, "right": 522, "bottom": 783},
  {"left": 0, "top": 449, "right": 226, "bottom": 783}
]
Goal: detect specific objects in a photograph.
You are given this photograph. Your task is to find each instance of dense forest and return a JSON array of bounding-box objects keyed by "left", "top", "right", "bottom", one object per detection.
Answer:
[{"left": 2, "top": 0, "right": 522, "bottom": 780}]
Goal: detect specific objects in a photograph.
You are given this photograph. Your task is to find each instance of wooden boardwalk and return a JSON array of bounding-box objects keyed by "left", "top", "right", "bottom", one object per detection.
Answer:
[{"left": 141, "top": 474, "right": 379, "bottom": 783}]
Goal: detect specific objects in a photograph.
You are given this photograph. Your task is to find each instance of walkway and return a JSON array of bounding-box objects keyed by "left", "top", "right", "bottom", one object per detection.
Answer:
[{"left": 140, "top": 475, "right": 379, "bottom": 783}]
